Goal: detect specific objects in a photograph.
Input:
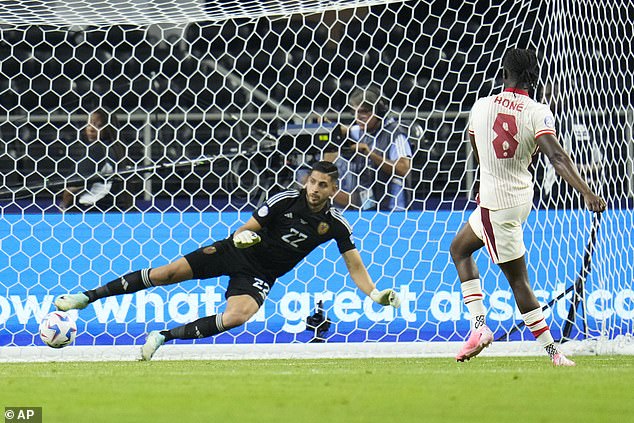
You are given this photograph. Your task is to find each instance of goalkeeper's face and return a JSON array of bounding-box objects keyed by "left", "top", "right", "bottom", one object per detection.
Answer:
[{"left": 305, "top": 171, "right": 337, "bottom": 210}]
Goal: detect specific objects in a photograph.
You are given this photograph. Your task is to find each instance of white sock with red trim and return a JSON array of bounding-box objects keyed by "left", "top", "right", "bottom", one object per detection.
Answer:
[
  {"left": 522, "top": 308, "right": 558, "bottom": 358},
  {"left": 461, "top": 279, "right": 486, "bottom": 330}
]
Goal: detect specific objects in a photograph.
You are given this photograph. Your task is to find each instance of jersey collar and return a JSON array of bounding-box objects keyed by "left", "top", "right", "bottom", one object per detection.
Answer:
[{"left": 504, "top": 87, "right": 530, "bottom": 96}]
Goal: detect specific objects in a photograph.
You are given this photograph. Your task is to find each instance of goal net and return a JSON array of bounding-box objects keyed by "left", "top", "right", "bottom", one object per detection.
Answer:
[{"left": 1, "top": 0, "right": 632, "bottom": 359}]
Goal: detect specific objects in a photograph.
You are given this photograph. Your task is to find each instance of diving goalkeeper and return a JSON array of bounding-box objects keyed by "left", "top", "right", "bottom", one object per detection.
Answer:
[{"left": 55, "top": 161, "right": 401, "bottom": 360}]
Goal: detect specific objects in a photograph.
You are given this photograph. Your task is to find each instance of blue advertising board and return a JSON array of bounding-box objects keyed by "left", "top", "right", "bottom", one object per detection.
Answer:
[{"left": 1, "top": 209, "right": 632, "bottom": 346}]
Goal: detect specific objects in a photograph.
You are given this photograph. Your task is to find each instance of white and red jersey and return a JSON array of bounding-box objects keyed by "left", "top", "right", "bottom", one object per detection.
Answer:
[{"left": 468, "top": 87, "right": 557, "bottom": 210}]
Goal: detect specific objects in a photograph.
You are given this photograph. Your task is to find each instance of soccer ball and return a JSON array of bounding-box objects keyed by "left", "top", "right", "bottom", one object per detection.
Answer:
[{"left": 39, "top": 311, "right": 77, "bottom": 349}]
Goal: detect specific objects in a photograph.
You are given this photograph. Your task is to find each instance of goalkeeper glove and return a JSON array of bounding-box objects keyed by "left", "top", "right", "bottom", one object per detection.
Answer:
[
  {"left": 370, "top": 288, "right": 401, "bottom": 308},
  {"left": 233, "top": 230, "right": 261, "bottom": 249}
]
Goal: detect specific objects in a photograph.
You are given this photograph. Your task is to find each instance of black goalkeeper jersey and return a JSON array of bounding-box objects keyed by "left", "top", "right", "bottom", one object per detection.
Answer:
[{"left": 240, "top": 189, "right": 356, "bottom": 281}]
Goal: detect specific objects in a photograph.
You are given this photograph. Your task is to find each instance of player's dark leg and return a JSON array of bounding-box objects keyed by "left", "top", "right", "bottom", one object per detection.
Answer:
[
  {"left": 90, "top": 257, "right": 193, "bottom": 301},
  {"left": 141, "top": 295, "right": 260, "bottom": 360},
  {"left": 450, "top": 222, "right": 487, "bottom": 329},
  {"left": 499, "top": 257, "right": 575, "bottom": 366},
  {"left": 451, "top": 222, "right": 494, "bottom": 362},
  {"left": 498, "top": 256, "right": 539, "bottom": 312},
  {"left": 161, "top": 295, "right": 259, "bottom": 341},
  {"left": 55, "top": 257, "right": 193, "bottom": 311},
  {"left": 450, "top": 222, "right": 484, "bottom": 281}
]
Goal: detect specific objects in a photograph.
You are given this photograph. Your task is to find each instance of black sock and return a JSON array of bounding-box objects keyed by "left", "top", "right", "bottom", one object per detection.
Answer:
[
  {"left": 161, "top": 313, "right": 226, "bottom": 342},
  {"left": 84, "top": 269, "right": 154, "bottom": 303}
]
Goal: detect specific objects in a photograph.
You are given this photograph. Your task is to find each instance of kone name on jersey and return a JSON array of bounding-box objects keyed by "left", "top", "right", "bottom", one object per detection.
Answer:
[{"left": 493, "top": 95, "right": 525, "bottom": 112}]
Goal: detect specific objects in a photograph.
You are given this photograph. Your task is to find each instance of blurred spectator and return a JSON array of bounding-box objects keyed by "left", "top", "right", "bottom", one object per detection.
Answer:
[
  {"left": 324, "top": 86, "right": 413, "bottom": 210},
  {"left": 59, "top": 109, "right": 130, "bottom": 211}
]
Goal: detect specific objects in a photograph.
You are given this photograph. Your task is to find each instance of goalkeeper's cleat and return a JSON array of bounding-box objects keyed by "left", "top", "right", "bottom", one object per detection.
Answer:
[
  {"left": 54, "top": 293, "right": 90, "bottom": 311},
  {"left": 552, "top": 353, "right": 576, "bottom": 367},
  {"left": 455, "top": 325, "right": 494, "bottom": 362},
  {"left": 141, "top": 331, "right": 165, "bottom": 361}
]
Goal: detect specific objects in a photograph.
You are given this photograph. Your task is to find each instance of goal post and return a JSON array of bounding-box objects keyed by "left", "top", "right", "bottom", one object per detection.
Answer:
[{"left": 0, "top": 0, "right": 632, "bottom": 360}]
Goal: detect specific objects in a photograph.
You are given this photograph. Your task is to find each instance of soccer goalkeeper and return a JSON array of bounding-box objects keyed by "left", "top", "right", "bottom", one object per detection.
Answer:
[{"left": 55, "top": 161, "right": 401, "bottom": 360}]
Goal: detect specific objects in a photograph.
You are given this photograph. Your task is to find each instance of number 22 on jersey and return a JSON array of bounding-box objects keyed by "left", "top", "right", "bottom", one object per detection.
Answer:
[
  {"left": 492, "top": 113, "right": 519, "bottom": 159},
  {"left": 281, "top": 228, "right": 308, "bottom": 248}
]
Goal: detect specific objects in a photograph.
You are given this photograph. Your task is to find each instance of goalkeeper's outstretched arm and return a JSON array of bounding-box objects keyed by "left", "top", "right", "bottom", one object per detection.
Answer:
[{"left": 342, "top": 249, "right": 401, "bottom": 308}]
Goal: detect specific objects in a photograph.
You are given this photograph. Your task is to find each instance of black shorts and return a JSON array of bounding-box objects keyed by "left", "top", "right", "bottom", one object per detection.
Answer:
[{"left": 183, "top": 241, "right": 273, "bottom": 307}]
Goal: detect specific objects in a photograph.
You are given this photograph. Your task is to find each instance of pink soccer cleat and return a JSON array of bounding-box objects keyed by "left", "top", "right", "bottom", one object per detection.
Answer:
[
  {"left": 552, "top": 353, "right": 576, "bottom": 367},
  {"left": 455, "top": 325, "right": 494, "bottom": 362}
]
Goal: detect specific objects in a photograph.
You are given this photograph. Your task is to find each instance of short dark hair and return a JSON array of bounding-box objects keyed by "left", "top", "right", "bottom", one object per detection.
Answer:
[
  {"left": 311, "top": 161, "right": 339, "bottom": 182},
  {"left": 503, "top": 48, "right": 540, "bottom": 90}
]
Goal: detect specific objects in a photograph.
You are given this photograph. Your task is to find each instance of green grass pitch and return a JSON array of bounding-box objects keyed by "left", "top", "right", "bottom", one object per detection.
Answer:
[{"left": 1, "top": 356, "right": 633, "bottom": 422}]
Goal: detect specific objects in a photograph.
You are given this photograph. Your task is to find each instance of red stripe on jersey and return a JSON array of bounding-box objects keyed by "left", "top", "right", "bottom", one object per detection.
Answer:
[
  {"left": 481, "top": 207, "right": 499, "bottom": 262},
  {"left": 535, "top": 129, "right": 556, "bottom": 139}
]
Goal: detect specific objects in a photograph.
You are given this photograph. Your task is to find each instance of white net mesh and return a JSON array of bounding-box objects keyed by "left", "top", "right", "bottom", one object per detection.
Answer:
[{"left": 0, "top": 0, "right": 632, "bottom": 355}]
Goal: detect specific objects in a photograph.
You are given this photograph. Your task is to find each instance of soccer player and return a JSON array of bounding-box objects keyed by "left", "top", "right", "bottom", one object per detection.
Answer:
[
  {"left": 450, "top": 49, "right": 606, "bottom": 366},
  {"left": 55, "top": 161, "right": 401, "bottom": 360}
]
